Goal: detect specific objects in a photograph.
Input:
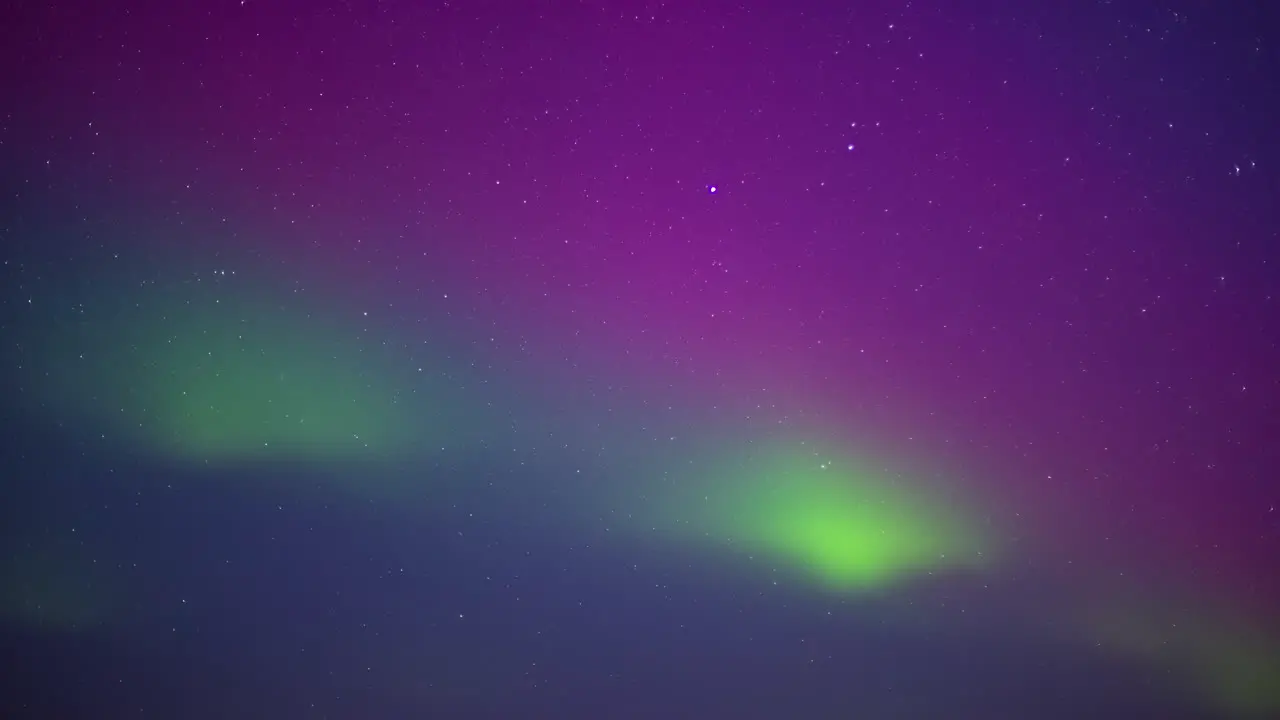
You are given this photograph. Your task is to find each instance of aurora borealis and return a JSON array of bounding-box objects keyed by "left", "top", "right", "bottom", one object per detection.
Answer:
[
  {"left": 3, "top": 1, "right": 1279, "bottom": 718},
  {"left": 21, "top": 258, "right": 501, "bottom": 466},
  {"left": 630, "top": 438, "right": 995, "bottom": 592}
]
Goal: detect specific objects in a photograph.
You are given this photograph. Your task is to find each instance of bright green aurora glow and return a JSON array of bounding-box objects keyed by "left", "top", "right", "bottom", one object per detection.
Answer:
[{"left": 646, "top": 439, "right": 995, "bottom": 592}]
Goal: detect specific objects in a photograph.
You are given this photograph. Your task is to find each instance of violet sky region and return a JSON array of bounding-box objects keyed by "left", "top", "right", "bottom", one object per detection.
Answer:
[{"left": 2, "top": 1, "right": 1278, "bottom": 719}]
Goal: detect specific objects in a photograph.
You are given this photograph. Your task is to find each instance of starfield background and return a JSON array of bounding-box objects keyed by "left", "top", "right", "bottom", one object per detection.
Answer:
[{"left": 2, "top": 1, "right": 1278, "bottom": 718}]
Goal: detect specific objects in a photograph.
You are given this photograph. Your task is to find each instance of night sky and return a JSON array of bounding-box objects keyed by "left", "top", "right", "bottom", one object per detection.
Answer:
[{"left": 2, "top": 1, "right": 1279, "bottom": 718}]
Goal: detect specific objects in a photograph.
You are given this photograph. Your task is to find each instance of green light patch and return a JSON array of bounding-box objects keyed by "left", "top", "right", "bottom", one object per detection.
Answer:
[{"left": 648, "top": 439, "right": 995, "bottom": 592}]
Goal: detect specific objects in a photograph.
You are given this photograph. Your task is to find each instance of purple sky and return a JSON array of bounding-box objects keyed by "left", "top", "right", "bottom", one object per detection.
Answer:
[{"left": 3, "top": 1, "right": 1279, "bottom": 718}]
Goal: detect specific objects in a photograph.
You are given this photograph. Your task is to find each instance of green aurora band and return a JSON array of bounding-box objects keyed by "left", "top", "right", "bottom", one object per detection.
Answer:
[
  {"left": 15, "top": 247, "right": 1280, "bottom": 717},
  {"left": 22, "top": 263, "right": 494, "bottom": 470},
  {"left": 636, "top": 438, "right": 996, "bottom": 592}
]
